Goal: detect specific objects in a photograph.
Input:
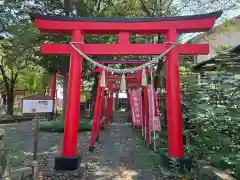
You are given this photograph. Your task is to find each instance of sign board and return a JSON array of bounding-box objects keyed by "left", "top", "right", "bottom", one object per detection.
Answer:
[
  {"left": 22, "top": 95, "right": 53, "bottom": 114},
  {"left": 21, "top": 95, "right": 53, "bottom": 178}
]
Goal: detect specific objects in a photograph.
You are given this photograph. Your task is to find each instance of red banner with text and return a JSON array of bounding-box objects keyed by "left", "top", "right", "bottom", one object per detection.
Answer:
[{"left": 130, "top": 89, "right": 143, "bottom": 126}]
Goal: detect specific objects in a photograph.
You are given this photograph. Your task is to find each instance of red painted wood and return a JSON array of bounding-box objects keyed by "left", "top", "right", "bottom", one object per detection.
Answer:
[
  {"left": 107, "top": 79, "right": 137, "bottom": 82},
  {"left": 93, "top": 68, "right": 152, "bottom": 73},
  {"left": 42, "top": 44, "right": 209, "bottom": 55},
  {"left": 136, "top": 70, "right": 142, "bottom": 88},
  {"left": 107, "top": 84, "right": 136, "bottom": 87},
  {"left": 62, "top": 30, "right": 83, "bottom": 157},
  {"left": 108, "top": 89, "right": 113, "bottom": 120},
  {"left": 152, "top": 79, "right": 158, "bottom": 117},
  {"left": 93, "top": 60, "right": 149, "bottom": 64},
  {"left": 104, "top": 93, "right": 109, "bottom": 128},
  {"left": 51, "top": 73, "right": 56, "bottom": 98},
  {"left": 127, "top": 90, "right": 132, "bottom": 123},
  {"left": 57, "top": 72, "right": 64, "bottom": 76},
  {"left": 33, "top": 11, "right": 221, "bottom": 159},
  {"left": 107, "top": 80, "right": 137, "bottom": 83},
  {"left": 90, "top": 75, "right": 102, "bottom": 147},
  {"left": 165, "top": 29, "right": 184, "bottom": 158},
  {"left": 143, "top": 87, "right": 151, "bottom": 145},
  {"left": 35, "top": 17, "right": 216, "bottom": 34},
  {"left": 14, "top": 90, "right": 27, "bottom": 93},
  {"left": 51, "top": 73, "right": 56, "bottom": 114},
  {"left": 106, "top": 75, "right": 137, "bottom": 79},
  {"left": 118, "top": 32, "right": 130, "bottom": 44},
  {"left": 96, "top": 87, "right": 105, "bottom": 138}
]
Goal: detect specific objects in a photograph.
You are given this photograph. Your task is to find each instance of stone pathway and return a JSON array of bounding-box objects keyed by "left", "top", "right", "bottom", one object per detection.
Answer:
[
  {"left": 83, "top": 112, "right": 165, "bottom": 180},
  {"left": 0, "top": 112, "right": 169, "bottom": 179}
]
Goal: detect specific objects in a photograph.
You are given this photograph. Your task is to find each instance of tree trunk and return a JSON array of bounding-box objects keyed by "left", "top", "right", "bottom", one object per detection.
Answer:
[
  {"left": 6, "top": 85, "right": 14, "bottom": 115},
  {"left": 1, "top": 94, "right": 6, "bottom": 105},
  {"left": 0, "top": 65, "right": 17, "bottom": 116},
  {"left": 153, "top": 35, "right": 165, "bottom": 90},
  {"left": 64, "top": 0, "right": 72, "bottom": 16},
  {"left": 154, "top": 60, "right": 165, "bottom": 90}
]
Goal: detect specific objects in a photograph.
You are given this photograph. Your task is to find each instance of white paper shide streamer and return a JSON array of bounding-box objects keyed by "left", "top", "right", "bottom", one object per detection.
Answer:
[
  {"left": 141, "top": 68, "right": 147, "bottom": 86},
  {"left": 120, "top": 73, "right": 126, "bottom": 92},
  {"left": 100, "top": 70, "right": 106, "bottom": 87}
]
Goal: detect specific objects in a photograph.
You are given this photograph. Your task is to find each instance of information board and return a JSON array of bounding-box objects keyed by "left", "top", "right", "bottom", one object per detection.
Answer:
[{"left": 22, "top": 99, "right": 53, "bottom": 113}]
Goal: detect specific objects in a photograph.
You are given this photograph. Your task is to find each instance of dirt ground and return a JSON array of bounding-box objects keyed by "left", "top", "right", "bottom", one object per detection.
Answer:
[{"left": 1, "top": 112, "right": 169, "bottom": 180}]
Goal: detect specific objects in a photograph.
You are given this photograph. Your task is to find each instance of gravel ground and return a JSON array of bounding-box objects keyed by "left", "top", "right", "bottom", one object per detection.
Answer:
[{"left": 0, "top": 112, "right": 171, "bottom": 180}]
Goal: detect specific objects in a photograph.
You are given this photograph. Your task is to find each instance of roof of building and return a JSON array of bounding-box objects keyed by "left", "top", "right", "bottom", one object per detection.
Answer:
[
  {"left": 192, "top": 45, "right": 240, "bottom": 72},
  {"left": 188, "top": 14, "right": 240, "bottom": 43}
]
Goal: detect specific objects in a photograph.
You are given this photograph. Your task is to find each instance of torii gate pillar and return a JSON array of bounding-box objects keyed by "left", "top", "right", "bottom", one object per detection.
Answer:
[
  {"left": 55, "top": 30, "right": 83, "bottom": 170},
  {"left": 165, "top": 29, "right": 183, "bottom": 157}
]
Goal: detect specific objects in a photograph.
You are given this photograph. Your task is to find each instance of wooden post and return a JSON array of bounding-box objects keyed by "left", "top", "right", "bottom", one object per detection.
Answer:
[
  {"left": 32, "top": 114, "right": 40, "bottom": 180},
  {"left": 104, "top": 89, "right": 109, "bottom": 128},
  {"left": 51, "top": 73, "right": 56, "bottom": 117},
  {"left": 143, "top": 87, "right": 150, "bottom": 145},
  {"left": 90, "top": 74, "right": 101, "bottom": 147},
  {"left": 96, "top": 87, "right": 105, "bottom": 139}
]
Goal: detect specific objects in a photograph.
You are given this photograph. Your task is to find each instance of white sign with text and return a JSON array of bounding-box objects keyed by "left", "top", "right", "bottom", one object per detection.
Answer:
[{"left": 22, "top": 100, "right": 53, "bottom": 113}]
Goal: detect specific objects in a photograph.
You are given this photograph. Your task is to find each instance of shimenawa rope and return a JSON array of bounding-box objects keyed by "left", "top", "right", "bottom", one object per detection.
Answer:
[{"left": 69, "top": 41, "right": 178, "bottom": 73}]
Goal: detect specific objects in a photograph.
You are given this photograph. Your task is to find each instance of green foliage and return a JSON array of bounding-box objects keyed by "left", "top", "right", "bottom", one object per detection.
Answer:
[
  {"left": 15, "top": 68, "right": 51, "bottom": 95},
  {"left": 0, "top": 1, "right": 44, "bottom": 114},
  {"left": 0, "top": 22, "right": 40, "bottom": 73},
  {"left": 181, "top": 69, "right": 240, "bottom": 178}
]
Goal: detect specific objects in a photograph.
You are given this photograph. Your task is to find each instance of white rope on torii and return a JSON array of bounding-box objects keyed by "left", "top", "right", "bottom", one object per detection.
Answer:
[
  {"left": 69, "top": 41, "right": 179, "bottom": 90},
  {"left": 70, "top": 41, "right": 168, "bottom": 144},
  {"left": 69, "top": 41, "right": 178, "bottom": 73}
]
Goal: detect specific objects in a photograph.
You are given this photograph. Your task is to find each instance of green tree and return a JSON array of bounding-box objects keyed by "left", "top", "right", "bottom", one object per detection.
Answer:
[
  {"left": 15, "top": 67, "right": 51, "bottom": 95},
  {"left": 0, "top": 0, "right": 60, "bottom": 114},
  {"left": 0, "top": 22, "right": 41, "bottom": 114}
]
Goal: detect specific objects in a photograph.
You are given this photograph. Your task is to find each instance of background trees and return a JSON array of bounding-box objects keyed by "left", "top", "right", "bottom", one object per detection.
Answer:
[
  {"left": 1, "top": 0, "right": 238, "bottom": 114},
  {"left": 0, "top": 0, "right": 240, "bottom": 177},
  {"left": 0, "top": 22, "right": 41, "bottom": 114}
]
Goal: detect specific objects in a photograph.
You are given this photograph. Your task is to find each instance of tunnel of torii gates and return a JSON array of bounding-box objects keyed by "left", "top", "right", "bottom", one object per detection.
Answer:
[
  {"left": 31, "top": 10, "right": 222, "bottom": 170},
  {"left": 90, "top": 64, "right": 157, "bottom": 149}
]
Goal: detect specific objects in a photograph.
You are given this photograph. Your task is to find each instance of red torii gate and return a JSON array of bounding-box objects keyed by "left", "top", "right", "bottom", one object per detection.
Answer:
[
  {"left": 31, "top": 11, "right": 222, "bottom": 171},
  {"left": 90, "top": 60, "right": 145, "bottom": 141},
  {"left": 89, "top": 68, "right": 140, "bottom": 150},
  {"left": 103, "top": 69, "right": 155, "bottom": 146}
]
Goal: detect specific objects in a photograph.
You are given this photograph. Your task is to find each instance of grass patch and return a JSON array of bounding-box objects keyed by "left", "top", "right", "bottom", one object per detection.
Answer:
[
  {"left": 39, "top": 116, "right": 105, "bottom": 133},
  {"left": 39, "top": 117, "right": 93, "bottom": 132}
]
